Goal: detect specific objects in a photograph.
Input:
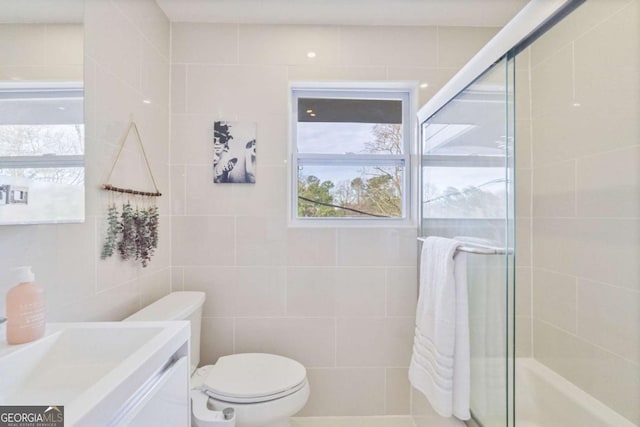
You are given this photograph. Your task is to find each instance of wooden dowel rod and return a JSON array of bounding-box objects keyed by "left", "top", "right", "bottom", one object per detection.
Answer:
[{"left": 102, "top": 184, "right": 162, "bottom": 197}]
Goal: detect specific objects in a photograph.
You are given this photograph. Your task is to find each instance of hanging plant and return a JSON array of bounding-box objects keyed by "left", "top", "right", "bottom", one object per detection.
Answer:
[
  {"left": 101, "top": 202, "right": 160, "bottom": 268},
  {"left": 100, "top": 120, "right": 163, "bottom": 268},
  {"left": 134, "top": 208, "right": 151, "bottom": 267},
  {"left": 100, "top": 204, "right": 119, "bottom": 259},
  {"left": 118, "top": 202, "right": 137, "bottom": 260},
  {"left": 148, "top": 205, "right": 159, "bottom": 253}
]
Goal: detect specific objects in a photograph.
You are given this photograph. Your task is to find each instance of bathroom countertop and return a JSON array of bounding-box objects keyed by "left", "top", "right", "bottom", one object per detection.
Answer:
[{"left": 0, "top": 321, "right": 190, "bottom": 426}]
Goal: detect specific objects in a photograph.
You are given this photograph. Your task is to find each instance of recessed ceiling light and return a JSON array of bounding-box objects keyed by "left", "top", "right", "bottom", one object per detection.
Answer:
[
  {"left": 57, "top": 106, "right": 66, "bottom": 111},
  {"left": 307, "top": 51, "right": 317, "bottom": 59},
  {"left": 420, "top": 83, "right": 429, "bottom": 89},
  {"left": 143, "top": 99, "right": 151, "bottom": 104},
  {"left": 306, "top": 109, "right": 313, "bottom": 114},
  {"left": 572, "top": 102, "right": 581, "bottom": 107},
  {"left": 309, "top": 113, "right": 316, "bottom": 117}
]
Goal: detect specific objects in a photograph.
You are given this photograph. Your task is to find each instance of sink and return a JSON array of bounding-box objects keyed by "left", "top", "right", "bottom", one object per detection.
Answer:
[{"left": 0, "top": 321, "right": 190, "bottom": 426}]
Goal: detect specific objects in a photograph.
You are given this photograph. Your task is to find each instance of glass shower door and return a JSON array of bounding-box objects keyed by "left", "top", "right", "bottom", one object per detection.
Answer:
[{"left": 419, "top": 54, "right": 516, "bottom": 427}]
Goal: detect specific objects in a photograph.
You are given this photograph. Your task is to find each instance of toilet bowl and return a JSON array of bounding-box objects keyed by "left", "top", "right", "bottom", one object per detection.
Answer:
[
  {"left": 124, "top": 292, "right": 310, "bottom": 427},
  {"left": 192, "top": 353, "right": 310, "bottom": 427}
]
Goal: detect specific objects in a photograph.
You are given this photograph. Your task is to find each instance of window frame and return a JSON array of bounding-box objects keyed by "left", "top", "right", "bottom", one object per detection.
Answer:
[
  {"left": 0, "top": 82, "right": 85, "bottom": 170},
  {"left": 289, "top": 83, "right": 416, "bottom": 227}
]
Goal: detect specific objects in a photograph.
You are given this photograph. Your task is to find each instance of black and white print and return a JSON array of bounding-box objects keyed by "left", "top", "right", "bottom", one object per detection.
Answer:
[{"left": 213, "top": 121, "right": 256, "bottom": 184}]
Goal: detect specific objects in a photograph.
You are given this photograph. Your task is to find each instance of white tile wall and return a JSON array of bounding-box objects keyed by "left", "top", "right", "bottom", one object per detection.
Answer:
[
  {"left": 0, "top": 1, "right": 172, "bottom": 322},
  {"left": 170, "top": 22, "right": 499, "bottom": 416},
  {"left": 525, "top": 0, "right": 640, "bottom": 423}
]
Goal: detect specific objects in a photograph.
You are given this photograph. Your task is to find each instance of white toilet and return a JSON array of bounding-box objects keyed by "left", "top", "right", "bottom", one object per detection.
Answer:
[{"left": 124, "top": 291, "right": 310, "bottom": 427}]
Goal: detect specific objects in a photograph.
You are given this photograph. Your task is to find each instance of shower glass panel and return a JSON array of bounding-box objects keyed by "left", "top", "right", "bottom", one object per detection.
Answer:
[{"left": 419, "top": 54, "right": 516, "bottom": 427}]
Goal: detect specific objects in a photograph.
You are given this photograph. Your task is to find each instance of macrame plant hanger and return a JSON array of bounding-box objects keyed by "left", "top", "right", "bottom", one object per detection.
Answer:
[
  {"left": 102, "top": 119, "right": 162, "bottom": 198},
  {"left": 100, "top": 118, "right": 162, "bottom": 268}
]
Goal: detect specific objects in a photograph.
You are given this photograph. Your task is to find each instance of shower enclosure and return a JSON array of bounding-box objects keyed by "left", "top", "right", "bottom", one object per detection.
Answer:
[{"left": 418, "top": 0, "right": 640, "bottom": 426}]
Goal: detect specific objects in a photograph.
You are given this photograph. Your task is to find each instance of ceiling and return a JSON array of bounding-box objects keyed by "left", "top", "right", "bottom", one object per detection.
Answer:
[{"left": 156, "top": 0, "right": 529, "bottom": 27}]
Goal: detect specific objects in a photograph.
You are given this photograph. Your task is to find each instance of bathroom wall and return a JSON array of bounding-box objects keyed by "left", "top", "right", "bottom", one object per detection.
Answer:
[
  {"left": 0, "top": 23, "right": 83, "bottom": 82},
  {"left": 527, "top": 0, "right": 640, "bottom": 423},
  {"left": 170, "top": 23, "right": 498, "bottom": 417},
  {"left": 515, "top": 47, "right": 533, "bottom": 359},
  {"left": 0, "top": 0, "right": 172, "bottom": 322}
]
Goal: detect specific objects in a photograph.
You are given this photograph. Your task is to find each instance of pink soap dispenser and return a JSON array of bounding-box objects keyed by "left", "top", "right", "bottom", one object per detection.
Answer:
[{"left": 6, "top": 266, "right": 46, "bottom": 345}]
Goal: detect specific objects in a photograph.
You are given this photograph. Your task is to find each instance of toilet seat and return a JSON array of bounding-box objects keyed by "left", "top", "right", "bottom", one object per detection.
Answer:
[{"left": 200, "top": 353, "right": 307, "bottom": 404}]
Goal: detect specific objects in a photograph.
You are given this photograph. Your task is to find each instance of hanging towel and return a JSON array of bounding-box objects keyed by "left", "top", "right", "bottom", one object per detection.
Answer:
[{"left": 409, "top": 236, "right": 470, "bottom": 420}]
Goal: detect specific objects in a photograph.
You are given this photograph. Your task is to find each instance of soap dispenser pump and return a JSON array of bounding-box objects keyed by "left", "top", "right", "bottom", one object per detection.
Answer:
[{"left": 6, "top": 266, "right": 45, "bottom": 345}]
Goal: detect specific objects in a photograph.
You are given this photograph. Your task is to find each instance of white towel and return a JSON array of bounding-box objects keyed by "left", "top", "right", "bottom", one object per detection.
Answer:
[{"left": 409, "top": 236, "right": 470, "bottom": 420}]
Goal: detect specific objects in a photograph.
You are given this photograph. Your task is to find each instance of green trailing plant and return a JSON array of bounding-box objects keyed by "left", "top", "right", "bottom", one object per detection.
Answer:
[
  {"left": 148, "top": 206, "right": 159, "bottom": 253},
  {"left": 101, "top": 202, "right": 160, "bottom": 267},
  {"left": 118, "top": 202, "right": 137, "bottom": 261},
  {"left": 134, "top": 208, "right": 151, "bottom": 267},
  {"left": 100, "top": 204, "right": 119, "bottom": 259}
]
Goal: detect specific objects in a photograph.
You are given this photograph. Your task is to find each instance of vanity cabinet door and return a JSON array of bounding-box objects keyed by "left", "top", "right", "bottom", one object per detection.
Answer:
[{"left": 116, "top": 356, "right": 190, "bottom": 427}]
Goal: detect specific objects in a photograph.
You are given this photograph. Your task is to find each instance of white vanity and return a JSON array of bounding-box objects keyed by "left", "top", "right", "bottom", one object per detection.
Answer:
[{"left": 0, "top": 321, "right": 190, "bottom": 427}]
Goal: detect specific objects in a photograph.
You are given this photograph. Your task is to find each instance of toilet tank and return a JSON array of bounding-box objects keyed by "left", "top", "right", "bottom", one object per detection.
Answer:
[{"left": 124, "top": 291, "right": 205, "bottom": 374}]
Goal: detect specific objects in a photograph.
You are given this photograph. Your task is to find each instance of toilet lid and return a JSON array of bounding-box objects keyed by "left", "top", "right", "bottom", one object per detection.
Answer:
[{"left": 202, "top": 353, "right": 307, "bottom": 403}]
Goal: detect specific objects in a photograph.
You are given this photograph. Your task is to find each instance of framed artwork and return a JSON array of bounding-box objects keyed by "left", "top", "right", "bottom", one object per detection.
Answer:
[{"left": 213, "top": 121, "right": 256, "bottom": 183}]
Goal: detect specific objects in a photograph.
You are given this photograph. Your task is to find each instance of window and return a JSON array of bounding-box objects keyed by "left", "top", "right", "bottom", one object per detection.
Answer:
[
  {"left": 290, "top": 87, "right": 411, "bottom": 225},
  {"left": 0, "top": 82, "right": 84, "bottom": 224}
]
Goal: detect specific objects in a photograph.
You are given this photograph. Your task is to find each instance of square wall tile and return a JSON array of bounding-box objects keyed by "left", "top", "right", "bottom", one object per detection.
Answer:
[
  {"left": 386, "top": 67, "right": 458, "bottom": 106},
  {"left": 111, "top": 0, "right": 170, "bottom": 59},
  {"left": 337, "top": 228, "right": 417, "bottom": 267},
  {"left": 334, "top": 268, "right": 386, "bottom": 317},
  {"left": 533, "top": 320, "right": 640, "bottom": 424},
  {"left": 171, "top": 216, "right": 235, "bottom": 266},
  {"left": 45, "top": 24, "right": 83, "bottom": 66},
  {"left": 0, "top": 24, "right": 44, "bottom": 67},
  {"left": 287, "top": 65, "right": 387, "bottom": 81},
  {"left": 239, "top": 24, "right": 340, "bottom": 66},
  {"left": 236, "top": 216, "right": 287, "bottom": 266},
  {"left": 340, "top": 26, "right": 437, "bottom": 67},
  {"left": 171, "top": 114, "right": 215, "bottom": 165},
  {"left": 577, "top": 146, "right": 640, "bottom": 218},
  {"left": 141, "top": 39, "right": 170, "bottom": 110},
  {"left": 532, "top": 218, "right": 640, "bottom": 291},
  {"left": 85, "top": 0, "right": 141, "bottom": 89},
  {"left": 234, "top": 267, "right": 286, "bottom": 316},
  {"left": 185, "top": 64, "right": 288, "bottom": 117},
  {"left": 287, "top": 228, "right": 337, "bottom": 266},
  {"left": 337, "top": 317, "right": 414, "bottom": 367},
  {"left": 184, "top": 165, "right": 236, "bottom": 216},
  {"left": 532, "top": 268, "right": 577, "bottom": 333},
  {"left": 516, "top": 316, "right": 532, "bottom": 357},
  {"left": 170, "top": 165, "right": 186, "bottom": 215},
  {"left": 437, "top": 26, "right": 498, "bottom": 68},
  {"left": 171, "top": 64, "right": 187, "bottom": 113},
  {"left": 200, "top": 317, "right": 234, "bottom": 365},
  {"left": 235, "top": 317, "right": 335, "bottom": 367},
  {"left": 172, "top": 23, "right": 238, "bottom": 64},
  {"left": 530, "top": 44, "right": 573, "bottom": 119},
  {"left": 515, "top": 166, "right": 531, "bottom": 218},
  {"left": 532, "top": 160, "right": 576, "bottom": 218},
  {"left": 577, "top": 279, "right": 640, "bottom": 363},
  {"left": 183, "top": 266, "right": 236, "bottom": 317},
  {"left": 299, "top": 368, "right": 385, "bottom": 416},
  {"left": 232, "top": 165, "right": 288, "bottom": 217},
  {"left": 171, "top": 266, "right": 184, "bottom": 291},
  {"left": 386, "top": 267, "right": 418, "bottom": 317},
  {"left": 140, "top": 268, "right": 171, "bottom": 307},
  {"left": 386, "top": 368, "right": 411, "bottom": 415},
  {"left": 286, "top": 267, "right": 337, "bottom": 316}
]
